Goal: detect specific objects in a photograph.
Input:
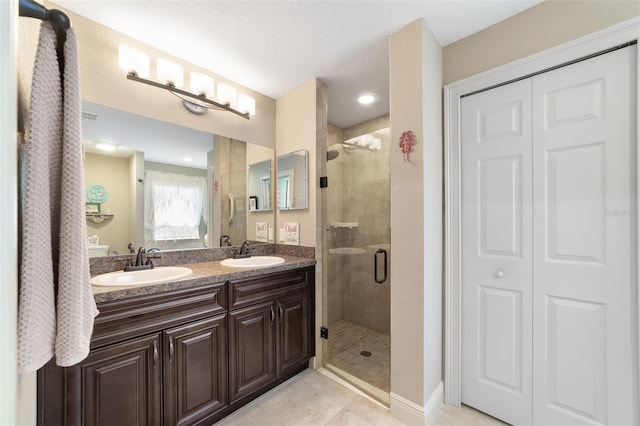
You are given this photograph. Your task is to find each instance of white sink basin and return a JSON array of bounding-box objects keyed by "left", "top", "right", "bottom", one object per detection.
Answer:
[
  {"left": 220, "top": 256, "right": 285, "bottom": 268},
  {"left": 91, "top": 266, "right": 193, "bottom": 287}
]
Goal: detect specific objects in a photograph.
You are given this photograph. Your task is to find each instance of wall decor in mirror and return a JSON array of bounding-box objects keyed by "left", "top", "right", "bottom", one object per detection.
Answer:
[
  {"left": 276, "top": 149, "right": 308, "bottom": 210},
  {"left": 81, "top": 101, "right": 274, "bottom": 256}
]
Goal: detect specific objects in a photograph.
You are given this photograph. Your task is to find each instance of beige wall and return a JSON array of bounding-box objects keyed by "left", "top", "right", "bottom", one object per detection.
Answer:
[
  {"left": 85, "top": 152, "right": 132, "bottom": 254},
  {"left": 389, "top": 18, "right": 442, "bottom": 423},
  {"left": 443, "top": 0, "right": 640, "bottom": 84},
  {"left": 47, "top": 1, "right": 276, "bottom": 148},
  {"left": 275, "top": 79, "right": 319, "bottom": 247}
]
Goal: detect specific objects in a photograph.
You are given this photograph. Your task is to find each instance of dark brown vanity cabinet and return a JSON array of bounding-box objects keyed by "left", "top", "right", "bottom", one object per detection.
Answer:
[
  {"left": 73, "top": 333, "right": 163, "bottom": 426},
  {"left": 38, "top": 267, "right": 314, "bottom": 426},
  {"left": 228, "top": 268, "right": 313, "bottom": 405},
  {"left": 39, "top": 281, "right": 228, "bottom": 426},
  {"left": 228, "top": 301, "right": 276, "bottom": 402},
  {"left": 163, "top": 314, "right": 228, "bottom": 426}
]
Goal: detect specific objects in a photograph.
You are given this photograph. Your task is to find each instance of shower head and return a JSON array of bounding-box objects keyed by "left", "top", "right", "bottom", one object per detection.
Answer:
[{"left": 327, "top": 150, "right": 340, "bottom": 161}]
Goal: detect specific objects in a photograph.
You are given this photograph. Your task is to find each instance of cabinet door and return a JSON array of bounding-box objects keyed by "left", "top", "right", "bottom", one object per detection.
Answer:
[
  {"left": 164, "top": 314, "right": 228, "bottom": 426},
  {"left": 229, "top": 301, "right": 275, "bottom": 402},
  {"left": 74, "top": 334, "right": 162, "bottom": 426},
  {"left": 276, "top": 291, "right": 309, "bottom": 378}
]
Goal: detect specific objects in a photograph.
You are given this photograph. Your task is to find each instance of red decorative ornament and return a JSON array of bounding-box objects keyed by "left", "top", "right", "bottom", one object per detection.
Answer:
[{"left": 399, "top": 130, "right": 416, "bottom": 162}]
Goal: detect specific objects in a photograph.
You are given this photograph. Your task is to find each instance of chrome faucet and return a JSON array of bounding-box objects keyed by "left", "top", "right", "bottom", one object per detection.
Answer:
[{"left": 234, "top": 240, "right": 251, "bottom": 259}]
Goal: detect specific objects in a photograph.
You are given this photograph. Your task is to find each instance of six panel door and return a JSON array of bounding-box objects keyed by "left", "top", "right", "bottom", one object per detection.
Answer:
[
  {"left": 461, "top": 45, "right": 638, "bottom": 425},
  {"left": 461, "top": 78, "right": 533, "bottom": 426},
  {"left": 531, "top": 45, "right": 637, "bottom": 426}
]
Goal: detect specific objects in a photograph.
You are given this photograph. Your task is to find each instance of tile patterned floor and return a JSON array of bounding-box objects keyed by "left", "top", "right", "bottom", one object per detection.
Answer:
[
  {"left": 216, "top": 369, "right": 508, "bottom": 426},
  {"left": 326, "top": 320, "right": 390, "bottom": 393}
]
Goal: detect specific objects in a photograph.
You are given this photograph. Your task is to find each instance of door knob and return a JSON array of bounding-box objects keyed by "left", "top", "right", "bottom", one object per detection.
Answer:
[{"left": 495, "top": 270, "right": 504, "bottom": 278}]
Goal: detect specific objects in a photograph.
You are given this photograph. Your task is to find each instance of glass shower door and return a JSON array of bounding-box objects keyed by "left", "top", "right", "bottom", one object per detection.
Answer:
[{"left": 322, "top": 127, "right": 391, "bottom": 404}]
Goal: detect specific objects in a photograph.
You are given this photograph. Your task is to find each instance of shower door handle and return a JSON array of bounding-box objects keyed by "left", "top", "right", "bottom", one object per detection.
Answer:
[{"left": 374, "top": 248, "right": 387, "bottom": 284}]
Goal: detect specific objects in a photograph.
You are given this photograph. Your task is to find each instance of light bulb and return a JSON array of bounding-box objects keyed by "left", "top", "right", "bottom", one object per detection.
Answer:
[
  {"left": 237, "top": 94, "right": 256, "bottom": 116},
  {"left": 157, "top": 59, "right": 184, "bottom": 87},
  {"left": 190, "top": 72, "right": 214, "bottom": 98},
  {"left": 118, "top": 45, "right": 149, "bottom": 78},
  {"left": 96, "top": 143, "right": 116, "bottom": 152},
  {"left": 358, "top": 92, "right": 378, "bottom": 105},
  {"left": 217, "top": 83, "right": 237, "bottom": 107}
]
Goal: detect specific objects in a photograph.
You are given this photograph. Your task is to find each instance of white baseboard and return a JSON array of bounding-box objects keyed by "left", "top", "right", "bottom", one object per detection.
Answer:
[
  {"left": 424, "top": 382, "right": 444, "bottom": 425},
  {"left": 389, "top": 381, "right": 443, "bottom": 426}
]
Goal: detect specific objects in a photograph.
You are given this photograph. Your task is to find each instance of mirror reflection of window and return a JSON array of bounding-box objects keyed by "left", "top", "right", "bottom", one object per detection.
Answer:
[
  {"left": 81, "top": 101, "right": 275, "bottom": 253},
  {"left": 144, "top": 169, "right": 208, "bottom": 247},
  {"left": 276, "top": 149, "right": 307, "bottom": 210},
  {"left": 277, "top": 171, "right": 294, "bottom": 210},
  {"left": 260, "top": 176, "right": 271, "bottom": 210}
]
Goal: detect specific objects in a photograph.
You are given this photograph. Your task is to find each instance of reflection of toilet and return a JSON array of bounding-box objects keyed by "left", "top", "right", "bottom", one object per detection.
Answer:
[{"left": 88, "top": 244, "right": 109, "bottom": 258}]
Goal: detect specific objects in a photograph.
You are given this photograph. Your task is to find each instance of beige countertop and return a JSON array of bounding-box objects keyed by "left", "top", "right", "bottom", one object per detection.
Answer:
[{"left": 92, "top": 255, "right": 316, "bottom": 304}]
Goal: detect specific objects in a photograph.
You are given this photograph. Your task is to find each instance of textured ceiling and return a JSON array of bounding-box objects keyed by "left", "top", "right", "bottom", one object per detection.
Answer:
[{"left": 55, "top": 0, "right": 542, "bottom": 128}]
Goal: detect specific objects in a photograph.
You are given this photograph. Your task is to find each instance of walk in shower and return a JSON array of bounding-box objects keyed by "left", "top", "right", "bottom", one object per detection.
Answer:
[{"left": 322, "top": 126, "right": 391, "bottom": 404}]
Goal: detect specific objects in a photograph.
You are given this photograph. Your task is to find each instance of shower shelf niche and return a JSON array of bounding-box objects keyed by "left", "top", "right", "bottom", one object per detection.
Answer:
[{"left": 329, "top": 222, "right": 359, "bottom": 229}]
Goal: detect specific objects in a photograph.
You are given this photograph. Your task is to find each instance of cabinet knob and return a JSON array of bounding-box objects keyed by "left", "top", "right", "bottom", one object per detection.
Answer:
[{"left": 495, "top": 269, "right": 505, "bottom": 278}]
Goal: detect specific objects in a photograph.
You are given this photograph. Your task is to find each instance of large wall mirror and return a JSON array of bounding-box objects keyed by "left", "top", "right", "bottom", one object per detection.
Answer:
[
  {"left": 276, "top": 149, "right": 308, "bottom": 210},
  {"left": 82, "top": 101, "right": 274, "bottom": 257}
]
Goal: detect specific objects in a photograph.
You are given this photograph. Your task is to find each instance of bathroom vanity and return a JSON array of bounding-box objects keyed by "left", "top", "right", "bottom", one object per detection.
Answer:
[{"left": 37, "top": 259, "right": 315, "bottom": 426}]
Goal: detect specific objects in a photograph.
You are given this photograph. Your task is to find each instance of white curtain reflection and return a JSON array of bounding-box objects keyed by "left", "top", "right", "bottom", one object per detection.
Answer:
[{"left": 144, "top": 170, "right": 207, "bottom": 241}]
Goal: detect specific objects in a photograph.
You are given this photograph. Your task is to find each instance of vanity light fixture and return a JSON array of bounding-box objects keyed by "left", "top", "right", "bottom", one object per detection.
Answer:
[
  {"left": 118, "top": 45, "right": 256, "bottom": 120},
  {"left": 357, "top": 92, "right": 378, "bottom": 105}
]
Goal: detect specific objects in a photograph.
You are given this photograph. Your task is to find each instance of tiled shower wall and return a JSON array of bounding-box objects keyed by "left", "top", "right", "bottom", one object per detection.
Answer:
[{"left": 325, "top": 115, "right": 390, "bottom": 334}]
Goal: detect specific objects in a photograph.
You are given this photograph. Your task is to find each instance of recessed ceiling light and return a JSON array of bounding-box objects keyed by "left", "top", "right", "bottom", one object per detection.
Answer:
[
  {"left": 358, "top": 92, "right": 378, "bottom": 105},
  {"left": 96, "top": 143, "right": 116, "bottom": 152}
]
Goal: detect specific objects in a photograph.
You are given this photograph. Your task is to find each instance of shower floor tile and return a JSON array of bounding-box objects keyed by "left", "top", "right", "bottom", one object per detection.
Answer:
[{"left": 326, "top": 320, "right": 389, "bottom": 394}]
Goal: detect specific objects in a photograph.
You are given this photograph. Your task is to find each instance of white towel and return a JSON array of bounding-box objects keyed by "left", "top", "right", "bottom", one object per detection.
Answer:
[
  {"left": 55, "top": 26, "right": 99, "bottom": 367},
  {"left": 18, "top": 23, "right": 98, "bottom": 374}
]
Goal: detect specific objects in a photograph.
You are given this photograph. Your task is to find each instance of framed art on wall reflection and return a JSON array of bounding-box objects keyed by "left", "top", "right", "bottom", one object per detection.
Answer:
[{"left": 249, "top": 196, "right": 258, "bottom": 211}]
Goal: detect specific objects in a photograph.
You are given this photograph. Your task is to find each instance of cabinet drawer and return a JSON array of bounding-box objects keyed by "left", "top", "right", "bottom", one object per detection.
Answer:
[
  {"left": 92, "top": 281, "right": 226, "bottom": 349},
  {"left": 228, "top": 268, "right": 311, "bottom": 310}
]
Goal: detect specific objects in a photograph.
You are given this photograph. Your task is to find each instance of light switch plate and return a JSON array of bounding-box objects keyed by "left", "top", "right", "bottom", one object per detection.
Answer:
[
  {"left": 279, "top": 228, "right": 285, "bottom": 242},
  {"left": 268, "top": 227, "right": 274, "bottom": 241}
]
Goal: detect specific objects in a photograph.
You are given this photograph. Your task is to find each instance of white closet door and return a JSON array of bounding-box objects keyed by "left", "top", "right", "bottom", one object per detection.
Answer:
[
  {"left": 531, "top": 46, "right": 638, "bottom": 425},
  {"left": 461, "top": 79, "right": 533, "bottom": 426}
]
